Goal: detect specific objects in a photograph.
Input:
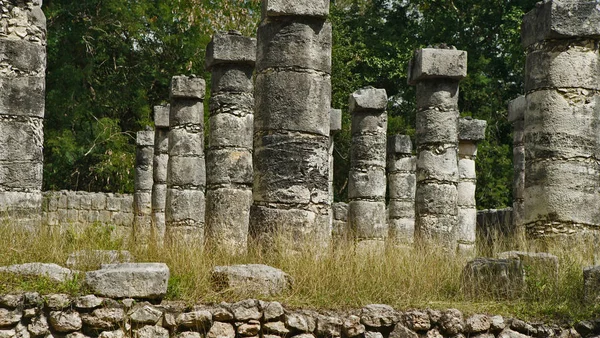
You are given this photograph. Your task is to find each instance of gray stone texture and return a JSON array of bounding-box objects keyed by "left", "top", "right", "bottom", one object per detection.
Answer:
[
  {"left": 211, "top": 264, "right": 293, "bottom": 296},
  {"left": 166, "top": 76, "right": 206, "bottom": 245},
  {"left": 329, "top": 109, "right": 342, "bottom": 239},
  {"left": 462, "top": 258, "right": 525, "bottom": 299},
  {"left": 387, "top": 135, "right": 416, "bottom": 246},
  {"left": 252, "top": 0, "right": 332, "bottom": 249},
  {"left": 0, "top": 0, "right": 46, "bottom": 226},
  {"left": 205, "top": 32, "right": 256, "bottom": 254},
  {"left": 348, "top": 88, "right": 388, "bottom": 246},
  {"left": 509, "top": 96, "right": 526, "bottom": 238},
  {"left": 332, "top": 202, "right": 348, "bottom": 242},
  {"left": 85, "top": 263, "right": 169, "bottom": 300},
  {"left": 411, "top": 48, "right": 466, "bottom": 251},
  {"left": 134, "top": 130, "right": 155, "bottom": 244},
  {"left": 521, "top": 3, "right": 600, "bottom": 238},
  {"left": 457, "top": 118, "right": 486, "bottom": 257},
  {"left": 152, "top": 105, "right": 170, "bottom": 244},
  {"left": 583, "top": 265, "right": 600, "bottom": 303},
  {"left": 0, "top": 263, "right": 76, "bottom": 283}
]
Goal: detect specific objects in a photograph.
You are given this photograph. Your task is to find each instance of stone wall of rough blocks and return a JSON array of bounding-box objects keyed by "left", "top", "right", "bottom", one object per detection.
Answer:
[
  {"left": 41, "top": 191, "right": 134, "bottom": 228},
  {"left": 0, "top": 294, "right": 586, "bottom": 338}
]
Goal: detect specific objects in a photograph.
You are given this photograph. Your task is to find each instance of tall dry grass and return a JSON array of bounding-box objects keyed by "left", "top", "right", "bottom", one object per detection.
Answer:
[{"left": 0, "top": 220, "right": 597, "bottom": 322}]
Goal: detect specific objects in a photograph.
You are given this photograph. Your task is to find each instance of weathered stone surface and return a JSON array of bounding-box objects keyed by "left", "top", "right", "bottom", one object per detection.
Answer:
[
  {"left": 459, "top": 118, "right": 487, "bottom": 142},
  {"left": 465, "top": 314, "right": 491, "bottom": 334},
  {"left": 210, "top": 66, "right": 255, "bottom": 95},
  {"left": 415, "top": 183, "right": 458, "bottom": 215},
  {"left": 176, "top": 310, "right": 212, "bottom": 329},
  {"left": 0, "top": 76, "right": 45, "bottom": 118},
  {"left": 206, "top": 149, "right": 253, "bottom": 184},
  {"left": 49, "top": 311, "right": 82, "bottom": 333},
  {"left": 330, "top": 108, "right": 342, "bottom": 132},
  {"left": 257, "top": 20, "right": 331, "bottom": 73},
  {"left": 170, "top": 76, "right": 206, "bottom": 99},
  {"left": 154, "top": 104, "right": 170, "bottom": 128},
  {"left": 497, "top": 251, "right": 559, "bottom": 279},
  {"left": 85, "top": 263, "right": 169, "bottom": 300},
  {"left": 360, "top": 304, "right": 397, "bottom": 328},
  {"left": 415, "top": 81, "right": 460, "bottom": 110},
  {"left": 205, "top": 189, "right": 252, "bottom": 253},
  {"left": 135, "top": 325, "right": 169, "bottom": 338},
  {"left": 348, "top": 200, "right": 387, "bottom": 239},
  {"left": 316, "top": 314, "right": 342, "bottom": 337},
  {"left": 238, "top": 321, "right": 261, "bottom": 336},
  {"left": 165, "top": 189, "right": 206, "bottom": 224},
  {"left": 349, "top": 87, "right": 387, "bottom": 112},
  {"left": 44, "top": 294, "right": 71, "bottom": 310},
  {"left": 0, "top": 308, "right": 22, "bottom": 327},
  {"left": 255, "top": 71, "right": 331, "bottom": 136},
  {"left": 343, "top": 315, "right": 365, "bottom": 337},
  {"left": 206, "top": 32, "right": 256, "bottom": 68},
  {"left": 263, "top": 0, "right": 330, "bottom": 18},
  {"left": 389, "top": 135, "right": 413, "bottom": 155},
  {"left": 129, "top": 304, "right": 162, "bottom": 325},
  {"left": 208, "top": 113, "right": 253, "bottom": 149},
  {"left": 169, "top": 100, "right": 204, "bottom": 126},
  {"left": 28, "top": 314, "right": 49, "bottom": 336},
  {"left": 212, "top": 265, "right": 293, "bottom": 296},
  {"left": 286, "top": 312, "right": 316, "bottom": 333},
  {"left": 390, "top": 324, "right": 419, "bottom": 338},
  {"left": 348, "top": 168, "right": 386, "bottom": 199},
  {"left": 260, "top": 301, "right": 284, "bottom": 321},
  {"left": 583, "top": 265, "right": 600, "bottom": 302},
  {"left": 498, "top": 328, "right": 531, "bottom": 338},
  {"left": 207, "top": 321, "right": 236, "bottom": 338},
  {"left": 0, "top": 263, "right": 76, "bottom": 283},
  {"left": 462, "top": 258, "right": 525, "bottom": 298},
  {"left": 409, "top": 48, "right": 467, "bottom": 84},
  {"left": 439, "top": 309, "right": 464, "bottom": 335},
  {"left": 416, "top": 148, "right": 459, "bottom": 183},
  {"left": 521, "top": 0, "right": 600, "bottom": 48},
  {"left": 403, "top": 311, "right": 431, "bottom": 332},
  {"left": 66, "top": 250, "right": 133, "bottom": 270},
  {"left": 264, "top": 321, "right": 290, "bottom": 335},
  {"left": 0, "top": 294, "right": 23, "bottom": 308}
]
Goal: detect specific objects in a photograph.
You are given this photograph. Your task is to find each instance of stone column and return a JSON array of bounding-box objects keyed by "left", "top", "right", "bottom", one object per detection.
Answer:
[
  {"left": 0, "top": 1, "right": 46, "bottom": 226},
  {"left": 348, "top": 88, "right": 388, "bottom": 251},
  {"left": 134, "top": 129, "right": 154, "bottom": 242},
  {"left": 152, "top": 104, "right": 170, "bottom": 243},
  {"left": 457, "top": 118, "right": 486, "bottom": 256},
  {"left": 508, "top": 96, "right": 525, "bottom": 239},
  {"left": 521, "top": 1, "right": 600, "bottom": 238},
  {"left": 205, "top": 32, "right": 256, "bottom": 254},
  {"left": 251, "top": 0, "right": 332, "bottom": 248},
  {"left": 409, "top": 47, "right": 467, "bottom": 250},
  {"left": 329, "top": 109, "right": 342, "bottom": 206},
  {"left": 387, "top": 135, "right": 416, "bottom": 247},
  {"left": 165, "top": 76, "right": 206, "bottom": 245}
]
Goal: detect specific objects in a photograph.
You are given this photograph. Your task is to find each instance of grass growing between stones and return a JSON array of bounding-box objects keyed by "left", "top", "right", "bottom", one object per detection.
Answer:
[{"left": 0, "top": 221, "right": 598, "bottom": 323}]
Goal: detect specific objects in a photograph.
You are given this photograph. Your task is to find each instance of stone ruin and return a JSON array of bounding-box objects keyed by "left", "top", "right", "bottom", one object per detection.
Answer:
[{"left": 1, "top": 0, "right": 599, "bottom": 257}]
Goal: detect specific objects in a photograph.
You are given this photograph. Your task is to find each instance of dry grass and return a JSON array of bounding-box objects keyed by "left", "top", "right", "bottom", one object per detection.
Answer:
[{"left": 0, "top": 220, "right": 598, "bottom": 323}]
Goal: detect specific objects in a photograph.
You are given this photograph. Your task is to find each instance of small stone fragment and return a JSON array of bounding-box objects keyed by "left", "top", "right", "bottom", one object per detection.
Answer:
[
  {"left": 439, "top": 309, "right": 464, "bottom": 335},
  {"left": 49, "top": 311, "right": 82, "bottom": 333},
  {"left": 207, "top": 321, "right": 236, "bottom": 338}
]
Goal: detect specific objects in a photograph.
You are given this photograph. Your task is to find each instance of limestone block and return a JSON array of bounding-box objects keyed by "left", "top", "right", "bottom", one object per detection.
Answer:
[
  {"left": 458, "top": 142, "right": 478, "bottom": 158},
  {"left": 136, "top": 130, "right": 154, "bottom": 147},
  {"left": 136, "top": 325, "right": 169, "bottom": 338},
  {"left": 349, "top": 87, "right": 388, "bottom": 112},
  {"left": 0, "top": 190, "right": 42, "bottom": 211},
  {"left": 350, "top": 134, "right": 387, "bottom": 168},
  {"left": 249, "top": 205, "right": 331, "bottom": 244},
  {"left": 167, "top": 156, "right": 206, "bottom": 187},
  {"left": 348, "top": 168, "right": 386, "bottom": 199},
  {"left": 388, "top": 201, "right": 415, "bottom": 219},
  {"left": 135, "top": 169, "right": 153, "bottom": 191},
  {"left": 525, "top": 89, "right": 598, "bottom": 159},
  {"left": 388, "top": 135, "right": 412, "bottom": 155},
  {"left": 508, "top": 96, "right": 526, "bottom": 123},
  {"left": 457, "top": 208, "right": 477, "bottom": 243},
  {"left": 134, "top": 192, "right": 152, "bottom": 215},
  {"left": 457, "top": 181, "right": 476, "bottom": 207},
  {"left": 0, "top": 40, "right": 45, "bottom": 73},
  {"left": 212, "top": 264, "right": 293, "bottom": 296},
  {"left": 66, "top": 250, "right": 133, "bottom": 270},
  {"left": 351, "top": 113, "right": 387, "bottom": 137},
  {"left": 416, "top": 184, "right": 458, "bottom": 215},
  {"left": 152, "top": 184, "right": 167, "bottom": 211},
  {"left": 255, "top": 71, "right": 331, "bottom": 136},
  {"left": 169, "top": 129, "right": 204, "bottom": 157},
  {"left": 106, "top": 195, "right": 120, "bottom": 211},
  {"left": 209, "top": 93, "right": 254, "bottom": 117},
  {"left": 0, "top": 161, "right": 42, "bottom": 189},
  {"left": 170, "top": 76, "right": 205, "bottom": 99},
  {"left": 521, "top": 0, "right": 600, "bottom": 48},
  {"left": 85, "top": 263, "right": 169, "bottom": 299},
  {"left": 416, "top": 148, "right": 459, "bottom": 183},
  {"left": 257, "top": 19, "right": 331, "bottom": 73},
  {"left": 166, "top": 189, "right": 205, "bottom": 223},
  {"left": 332, "top": 202, "right": 348, "bottom": 222},
  {"left": 153, "top": 105, "right": 170, "bottom": 128},
  {"left": 205, "top": 188, "right": 252, "bottom": 252},
  {"left": 90, "top": 194, "right": 106, "bottom": 210},
  {"left": 0, "top": 119, "right": 44, "bottom": 161},
  {"left": 389, "top": 218, "right": 415, "bottom": 244},
  {"left": 153, "top": 154, "right": 168, "bottom": 183},
  {"left": 0, "top": 263, "right": 76, "bottom": 283},
  {"left": 388, "top": 173, "right": 416, "bottom": 200},
  {"left": 462, "top": 258, "right": 524, "bottom": 299},
  {"left": 169, "top": 100, "right": 204, "bottom": 126},
  {"left": 206, "top": 149, "right": 253, "bottom": 185},
  {"left": 49, "top": 311, "right": 82, "bottom": 333},
  {"left": 415, "top": 214, "right": 458, "bottom": 247},
  {"left": 416, "top": 109, "right": 459, "bottom": 145},
  {"left": 0, "top": 76, "right": 45, "bottom": 118},
  {"left": 583, "top": 265, "right": 600, "bottom": 302},
  {"left": 348, "top": 200, "right": 387, "bottom": 239},
  {"left": 497, "top": 251, "right": 559, "bottom": 280},
  {"left": 263, "top": 0, "right": 330, "bottom": 18},
  {"left": 166, "top": 226, "right": 204, "bottom": 244},
  {"left": 408, "top": 48, "right": 467, "bottom": 84},
  {"left": 458, "top": 158, "right": 476, "bottom": 180},
  {"left": 459, "top": 118, "right": 487, "bottom": 142},
  {"left": 253, "top": 132, "right": 329, "bottom": 204},
  {"left": 387, "top": 156, "right": 416, "bottom": 173},
  {"left": 524, "top": 159, "right": 599, "bottom": 226},
  {"left": 206, "top": 32, "right": 257, "bottom": 69},
  {"left": 210, "top": 65, "right": 255, "bottom": 93},
  {"left": 330, "top": 108, "right": 342, "bottom": 133},
  {"left": 525, "top": 41, "right": 600, "bottom": 91},
  {"left": 209, "top": 113, "right": 253, "bottom": 149},
  {"left": 415, "top": 80, "right": 460, "bottom": 110}
]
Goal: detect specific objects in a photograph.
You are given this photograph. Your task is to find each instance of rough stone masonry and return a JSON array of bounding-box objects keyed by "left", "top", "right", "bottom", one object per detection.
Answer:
[
  {"left": 409, "top": 47, "right": 467, "bottom": 250},
  {"left": 0, "top": 0, "right": 46, "bottom": 226},
  {"left": 165, "top": 76, "right": 206, "bottom": 245},
  {"left": 387, "top": 134, "right": 416, "bottom": 247},
  {"left": 205, "top": 31, "right": 256, "bottom": 254},
  {"left": 134, "top": 129, "right": 155, "bottom": 243},
  {"left": 521, "top": 0, "right": 600, "bottom": 237},
  {"left": 152, "top": 104, "right": 170, "bottom": 243},
  {"left": 251, "top": 0, "right": 332, "bottom": 248}
]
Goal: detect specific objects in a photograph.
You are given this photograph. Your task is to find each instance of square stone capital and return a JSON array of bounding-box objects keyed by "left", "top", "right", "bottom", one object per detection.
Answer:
[
  {"left": 330, "top": 108, "right": 342, "bottom": 133},
  {"left": 205, "top": 31, "right": 257, "bottom": 70},
  {"left": 522, "top": 0, "right": 600, "bottom": 48},
  {"left": 388, "top": 135, "right": 413, "bottom": 155},
  {"left": 263, "top": 0, "right": 329, "bottom": 18},
  {"left": 508, "top": 96, "right": 526, "bottom": 123},
  {"left": 349, "top": 87, "right": 388, "bottom": 113},
  {"left": 408, "top": 48, "right": 467, "bottom": 85},
  {"left": 136, "top": 130, "right": 155, "bottom": 147},
  {"left": 170, "top": 76, "right": 206, "bottom": 100},
  {"left": 154, "top": 105, "right": 170, "bottom": 128},
  {"left": 459, "top": 118, "right": 487, "bottom": 142}
]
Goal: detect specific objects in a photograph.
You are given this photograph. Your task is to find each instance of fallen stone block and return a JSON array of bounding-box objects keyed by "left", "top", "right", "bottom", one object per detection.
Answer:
[
  {"left": 497, "top": 251, "right": 559, "bottom": 281},
  {"left": 462, "top": 257, "right": 525, "bottom": 299},
  {"left": 211, "top": 264, "right": 293, "bottom": 296},
  {"left": 66, "top": 250, "right": 134, "bottom": 270},
  {"left": 583, "top": 265, "right": 600, "bottom": 303},
  {"left": 0, "top": 263, "right": 77, "bottom": 283},
  {"left": 85, "top": 263, "right": 169, "bottom": 300}
]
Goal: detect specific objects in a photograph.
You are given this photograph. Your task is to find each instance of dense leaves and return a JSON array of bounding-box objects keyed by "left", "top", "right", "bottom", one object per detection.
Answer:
[{"left": 44, "top": 0, "right": 535, "bottom": 208}]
